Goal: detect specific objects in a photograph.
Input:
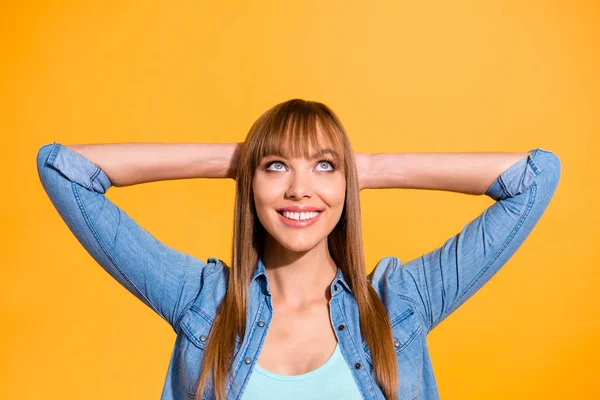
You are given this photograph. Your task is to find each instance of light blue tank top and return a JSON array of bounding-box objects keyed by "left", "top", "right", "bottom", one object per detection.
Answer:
[{"left": 240, "top": 342, "right": 363, "bottom": 399}]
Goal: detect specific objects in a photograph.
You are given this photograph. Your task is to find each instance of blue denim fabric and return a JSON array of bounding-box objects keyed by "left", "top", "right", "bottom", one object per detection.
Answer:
[{"left": 36, "top": 143, "right": 561, "bottom": 399}]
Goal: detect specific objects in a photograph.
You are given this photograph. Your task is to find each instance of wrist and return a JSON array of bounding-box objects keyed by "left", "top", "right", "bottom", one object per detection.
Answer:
[{"left": 354, "top": 152, "right": 371, "bottom": 190}]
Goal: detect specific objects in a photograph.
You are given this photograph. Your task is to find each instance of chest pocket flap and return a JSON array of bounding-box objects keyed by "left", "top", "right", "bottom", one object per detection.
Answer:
[
  {"left": 180, "top": 305, "right": 214, "bottom": 349},
  {"left": 390, "top": 307, "right": 420, "bottom": 353},
  {"left": 180, "top": 305, "right": 242, "bottom": 350},
  {"left": 363, "top": 307, "right": 420, "bottom": 364}
]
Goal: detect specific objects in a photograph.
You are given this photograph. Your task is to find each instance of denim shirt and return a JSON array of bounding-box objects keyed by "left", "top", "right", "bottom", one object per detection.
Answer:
[{"left": 36, "top": 143, "right": 561, "bottom": 399}]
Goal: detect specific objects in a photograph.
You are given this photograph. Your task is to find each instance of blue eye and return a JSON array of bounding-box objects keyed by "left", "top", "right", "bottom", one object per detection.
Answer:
[
  {"left": 316, "top": 160, "right": 335, "bottom": 171},
  {"left": 264, "top": 159, "right": 336, "bottom": 172},
  {"left": 266, "top": 161, "right": 286, "bottom": 171}
]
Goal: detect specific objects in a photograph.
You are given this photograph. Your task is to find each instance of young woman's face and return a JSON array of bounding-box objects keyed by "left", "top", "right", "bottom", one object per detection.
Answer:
[{"left": 252, "top": 144, "right": 346, "bottom": 254}]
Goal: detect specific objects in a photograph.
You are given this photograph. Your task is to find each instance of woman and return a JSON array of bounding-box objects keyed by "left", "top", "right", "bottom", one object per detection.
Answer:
[{"left": 36, "top": 98, "right": 561, "bottom": 399}]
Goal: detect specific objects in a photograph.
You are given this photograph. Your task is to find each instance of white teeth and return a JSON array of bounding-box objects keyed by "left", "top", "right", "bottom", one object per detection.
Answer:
[{"left": 281, "top": 211, "right": 321, "bottom": 221}]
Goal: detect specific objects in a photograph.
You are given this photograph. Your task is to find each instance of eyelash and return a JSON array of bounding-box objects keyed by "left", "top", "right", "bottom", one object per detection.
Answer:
[{"left": 265, "top": 158, "right": 337, "bottom": 172}]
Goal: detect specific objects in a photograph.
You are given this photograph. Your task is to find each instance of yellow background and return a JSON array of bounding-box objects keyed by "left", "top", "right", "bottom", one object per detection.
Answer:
[{"left": 2, "top": 1, "right": 597, "bottom": 398}]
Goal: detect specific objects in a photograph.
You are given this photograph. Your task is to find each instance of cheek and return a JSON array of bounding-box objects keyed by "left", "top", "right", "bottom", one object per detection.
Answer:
[
  {"left": 253, "top": 179, "right": 285, "bottom": 207},
  {"left": 319, "top": 178, "right": 346, "bottom": 207},
  {"left": 252, "top": 178, "right": 285, "bottom": 224}
]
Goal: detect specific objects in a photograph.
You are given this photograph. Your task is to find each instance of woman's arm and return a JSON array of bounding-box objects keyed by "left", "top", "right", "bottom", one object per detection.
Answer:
[
  {"left": 36, "top": 142, "right": 240, "bottom": 333},
  {"left": 366, "top": 147, "right": 562, "bottom": 335},
  {"left": 356, "top": 150, "right": 530, "bottom": 194},
  {"left": 65, "top": 142, "right": 242, "bottom": 187}
]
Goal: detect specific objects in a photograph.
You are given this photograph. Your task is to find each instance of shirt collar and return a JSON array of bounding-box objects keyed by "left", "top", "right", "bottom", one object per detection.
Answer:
[{"left": 251, "top": 255, "right": 353, "bottom": 295}]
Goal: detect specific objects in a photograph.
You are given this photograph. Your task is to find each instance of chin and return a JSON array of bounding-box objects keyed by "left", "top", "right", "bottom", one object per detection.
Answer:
[
  {"left": 277, "top": 237, "right": 321, "bottom": 253},
  {"left": 266, "top": 230, "right": 327, "bottom": 253}
]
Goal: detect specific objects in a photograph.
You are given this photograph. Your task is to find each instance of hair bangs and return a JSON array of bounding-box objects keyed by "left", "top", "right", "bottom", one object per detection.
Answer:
[{"left": 251, "top": 101, "right": 346, "bottom": 170}]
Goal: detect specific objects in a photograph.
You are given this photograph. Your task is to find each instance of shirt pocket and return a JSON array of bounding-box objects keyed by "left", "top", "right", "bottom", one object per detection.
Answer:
[
  {"left": 390, "top": 308, "right": 421, "bottom": 355},
  {"left": 362, "top": 307, "right": 422, "bottom": 399},
  {"left": 179, "top": 306, "right": 213, "bottom": 398},
  {"left": 179, "top": 305, "right": 242, "bottom": 399},
  {"left": 362, "top": 307, "right": 420, "bottom": 363},
  {"left": 181, "top": 305, "right": 213, "bottom": 350}
]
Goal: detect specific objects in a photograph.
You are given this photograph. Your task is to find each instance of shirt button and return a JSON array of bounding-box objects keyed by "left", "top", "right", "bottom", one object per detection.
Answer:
[
  {"left": 334, "top": 285, "right": 338, "bottom": 291},
  {"left": 199, "top": 335, "right": 207, "bottom": 342},
  {"left": 244, "top": 357, "right": 252, "bottom": 364},
  {"left": 354, "top": 363, "right": 361, "bottom": 370},
  {"left": 257, "top": 321, "right": 265, "bottom": 327},
  {"left": 338, "top": 324, "right": 345, "bottom": 331},
  {"left": 394, "top": 340, "right": 400, "bottom": 348}
]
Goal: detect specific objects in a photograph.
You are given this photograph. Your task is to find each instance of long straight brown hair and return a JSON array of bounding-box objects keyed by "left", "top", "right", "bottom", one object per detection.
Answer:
[{"left": 194, "top": 99, "right": 399, "bottom": 399}]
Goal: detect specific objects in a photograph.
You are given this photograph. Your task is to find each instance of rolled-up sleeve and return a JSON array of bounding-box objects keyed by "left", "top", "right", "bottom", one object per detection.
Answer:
[
  {"left": 370, "top": 148, "right": 562, "bottom": 335},
  {"left": 36, "top": 142, "right": 220, "bottom": 333}
]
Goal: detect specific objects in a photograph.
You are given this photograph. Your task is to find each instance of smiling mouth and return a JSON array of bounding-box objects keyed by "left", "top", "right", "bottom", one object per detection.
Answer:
[
  {"left": 276, "top": 210, "right": 324, "bottom": 228},
  {"left": 277, "top": 210, "right": 323, "bottom": 221}
]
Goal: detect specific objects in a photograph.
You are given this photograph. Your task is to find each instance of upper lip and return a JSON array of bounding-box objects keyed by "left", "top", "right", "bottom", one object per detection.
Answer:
[{"left": 276, "top": 206, "right": 324, "bottom": 213}]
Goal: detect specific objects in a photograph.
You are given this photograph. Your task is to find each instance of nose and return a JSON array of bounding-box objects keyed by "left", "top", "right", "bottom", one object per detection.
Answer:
[{"left": 285, "top": 169, "right": 314, "bottom": 199}]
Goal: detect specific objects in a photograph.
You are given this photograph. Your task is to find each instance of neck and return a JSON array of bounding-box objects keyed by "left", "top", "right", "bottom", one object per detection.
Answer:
[{"left": 261, "top": 237, "right": 337, "bottom": 309}]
